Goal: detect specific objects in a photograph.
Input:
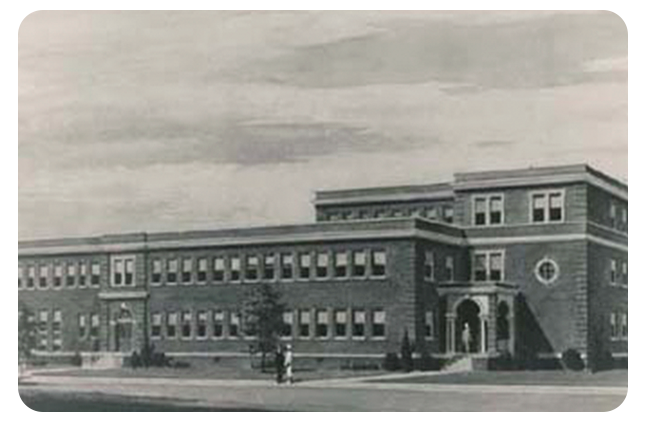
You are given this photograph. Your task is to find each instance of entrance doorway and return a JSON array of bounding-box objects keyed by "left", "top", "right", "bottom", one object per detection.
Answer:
[
  {"left": 456, "top": 299, "right": 481, "bottom": 353},
  {"left": 114, "top": 307, "right": 134, "bottom": 353}
]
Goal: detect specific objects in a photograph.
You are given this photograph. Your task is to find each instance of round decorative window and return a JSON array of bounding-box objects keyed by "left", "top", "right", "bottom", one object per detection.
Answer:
[{"left": 535, "top": 258, "right": 559, "bottom": 285}]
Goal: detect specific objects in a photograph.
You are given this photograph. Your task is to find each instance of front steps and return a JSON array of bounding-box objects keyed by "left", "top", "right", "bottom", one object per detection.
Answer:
[
  {"left": 81, "top": 352, "right": 127, "bottom": 369},
  {"left": 441, "top": 355, "right": 491, "bottom": 373}
]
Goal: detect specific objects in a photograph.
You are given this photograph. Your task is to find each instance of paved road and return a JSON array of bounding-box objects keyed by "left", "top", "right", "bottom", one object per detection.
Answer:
[{"left": 19, "top": 375, "right": 627, "bottom": 412}]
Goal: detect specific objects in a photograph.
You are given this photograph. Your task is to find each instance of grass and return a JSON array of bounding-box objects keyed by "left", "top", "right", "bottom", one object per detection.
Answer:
[
  {"left": 19, "top": 388, "right": 271, "bottom": 412},
  {"left": 367, "top": 369, "right": 628, "bottom": 387}
]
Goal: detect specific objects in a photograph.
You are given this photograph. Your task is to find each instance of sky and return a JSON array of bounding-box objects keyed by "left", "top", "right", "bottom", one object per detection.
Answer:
[{"left": 18, "top": 11, "right": 628, "bottom": 240}]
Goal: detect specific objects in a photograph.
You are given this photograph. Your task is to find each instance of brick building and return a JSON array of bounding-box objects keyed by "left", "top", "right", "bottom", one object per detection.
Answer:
[{"left": 18, "top": 164, "right": 627, "bottom": 369}]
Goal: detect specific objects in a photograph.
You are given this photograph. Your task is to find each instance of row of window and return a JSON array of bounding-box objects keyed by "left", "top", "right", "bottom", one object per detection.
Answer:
[
  {"left": 473, "top": 191, "right": 564, "bottom": 226},
  {"left": 32, "top": 309, "right": 68, "bottom": 351},
  {"left": 149, "top": 249, "right": 388, "bottom": 286},
  {"left": 609, "top": 312, "right": 628, "bottom": 341},
  {"left": 424, "top": 252, "right": 455, "bottom": 282},
  {"left": 149, "top": 308, "right": 395, "bottom": 341},
  {"left": 18, "top": 262, "right": 101, "bottom": 290},
  {"left": 321, "top": 205, "right": 454, "bottom": 224},
  {"left": 609, "top": 259, "right": 628, "bottom": 287}
]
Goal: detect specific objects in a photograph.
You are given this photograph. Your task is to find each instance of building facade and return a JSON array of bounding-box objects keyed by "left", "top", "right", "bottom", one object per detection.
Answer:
[{"left": 18, "top": 164, "right": 628, "bottom": 368}]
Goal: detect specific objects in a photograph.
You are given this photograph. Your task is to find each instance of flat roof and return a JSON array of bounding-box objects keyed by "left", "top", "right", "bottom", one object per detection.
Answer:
[{"left": 19, "top": 217, "right": 466, "bottom": 257}]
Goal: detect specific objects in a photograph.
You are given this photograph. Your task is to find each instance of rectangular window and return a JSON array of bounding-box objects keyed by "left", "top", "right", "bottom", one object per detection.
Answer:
[
  {"left": 52, "top": 310, "right": 62, "bottom": 351},
  {"left": 426, "top": 207, "right": 437, "bottom": 220},
  {"left": 151, "top": 313, "right": 162, "bottom": 339},
  {"left": 445, "top": 256, "right": 454, "bottom": 281},
  {"left": 425, "top": 311, "right": 434, "bottom": 339},
  {"left": 335, "top": 310, "right": 347, "bottom": 338},
  {"left": 299, "top": 310, "right": 311, "bottom": 338},
  {"left": 281, "top": 253, "right": 294, "bottom": 280},
  {"left": 167, "top": 312, "right": 177, "bottom": 339},
  {"left": 610, "top": 259, "right": 617, "bottom": 284},
  {"left": 78, "top": 262, "right": 87, "bottom": 288},
  {"left": 39, "top": 265, "right": 49, "bottom": 289},
  {"left": 622, "top": 262, "right": 628, "bottom": 285},
  {"left": 473, "top": 251, "right": 504, "bottom": 282},
  {"left": 610, "top": 202, "right": 617, "bottom": 227},
  {"left": 334, "top": 252, "right": 348, "bottom": 278},
  {"left": 181, "top": 311, "right": 192, "bottom": 339},
  {"left": 229, "top": 312, "right": 240, "bottom": 337},
  {"left": 66, "top": 263, "right": 76, "bottom": 287},
  {"left": 113, "top": 259, "right": 124, "bottom": 286},
  {"left": 443, "top": 206, "right": 454, "bottom": 223},
  {"left": 609, "top": 313, "right": 620, "bottom": 340},
  {"left": 532, "top": 191, "right": 564, "bottom": 223},
  {"left": 299, "top": 253, "right": 311, "bottom": 280},
  {"left": 125, "top": 259, "right": 134, "bottom": 286},
  {"left": 197, "top": 258, "right": 207, "bottom": 283},
  {"left": 316, "top": 252, "right": 329, "bottom": 278},
  {"left": 374, "top": 209, "right": 387, "bottom": 219},
  {"left": 197, "top": 311, "right": 207, "bottom": 339},
  {"left": 281, "top": 311, "right": 293, "bottom": 338},
  {"left": 246, "top": 255, "right": 259, "bottom": 281},
  {"left": 18, "top": 265, "right": 23, "bottom": 289},
  {"left": 91, "top": 262, "right": 100, "bottom": 287},
  {"left": 621, "top": 207, "right": 628, "bottom": 230},
  {"left": 151, "top": 259, "right": 162, "bottom": 285},
  {"left": 230, "top": 256, "right": 241, "bottom": 282},
  {"left": 213, "top": 257, "right": 225, "bottom": 282},
  {"left": 352, "top": 251, "right": 367, "bottom": 277},
  {"left": 372, "top": 310, "right": 386, "bottom": 338},
  {"left": 474, "top": 197, "right": 487, "bottom": 225},
  {"left": 352, "top": 310, "right": 366, "bottom": 338},
  {"left": 78, "top": 314, "right": 87, "bottom": 339},
  {"left": 27, "top": 266, "right": 35, "bottom": 289},
  {"left": 53, "top": 264, "right": 63, "bottom": 288},
  {"left": 38, "top": 310, "right": 48, "bottom": 350},
  {"left": 358, "top": 210, "right": 369, "bottom": 219},
  {"left": 371, "top": 250, "right": 387, "bottom": 277},
  {"left": 90, "top": 313, "right": 99, "bottom": 338},
  {"left": 182, "top": 258, "right": 193, "bottom": 284},
  {"left": 621, "top": 313, "right": 628, "bottom": 339},
  {"left": 424, "top": 251, "right": 435, "bottom": 281},
  {"left": 490, "top": 196, "right": 503, "bottom": 225},
  {"left": 263, "top": 254, "right": 276, "bottom": 280},
  {"left": 167, "top": 259, "right": 178, "bottom": 284},
  {"left": 316, "top": 310, "right": 329, "bottom": 338},
  {"left": 212, "top": 311, "right": 224, "bottom": 338}
]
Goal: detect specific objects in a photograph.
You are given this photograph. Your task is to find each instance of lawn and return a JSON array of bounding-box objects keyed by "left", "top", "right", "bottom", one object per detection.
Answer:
[
  {"left": 19, "top": 388, "right": 271, "bottom": 412},
  {"left": 367, "top": 369, "right": 628, "bottom": 387}
]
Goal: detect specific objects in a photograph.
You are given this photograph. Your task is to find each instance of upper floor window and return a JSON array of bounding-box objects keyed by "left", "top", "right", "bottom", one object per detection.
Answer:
[
  {"left": 531, "top": 191, "right": 564, "bottom": 223},
  {"left": 610, "top": 202, "right": 617, "bottom": 227},
  {"left": 27, "top": 266, "right": 35, "bottom": 289},
  {"left": 371, "top": 250, "right": 387, "bottom": 277},
  {"left": 246, "top": 255, "right": 259, "bottom": 281},
  {"left": 473, "top": 250, "right": 504, "bottom": 282},
  {"left": 610, "top": 259, "right": 617, "bottom": 284},
  {"left": 445, "top": 256, "right": 455, "bottom": 281},
  {"left": 316, "top": 309, "right": 329, "bottom": 338},
  {"left": 443, "top": 206, "right": 454, "bottom": 223},
  {"left": 281, "top": 253, "right": 294, "bottom": 280},
  {"left": 426, "top": 207, "right": 438, "bottom": 220},
  {"left": 372, "top": 310, "right": 386, "bottom": 339},
  {"left": 53, "top": 264, "right": 63, "bottom": 288},
  {"left": 166, "top": 259, "right": 178, "bottom": 284},
  {"left": 424, "top": 311, "right": 434, "bottom": 339},
  {"left": 622, "top": 262, "right": 628, "bottom": 285},
  {"left": 213, "top": 257, "right": 225, "bottom": 282},
  {"left": 39, "top": 265, "right": 49, "bottom": 289},
  {"left": 352, "top": 251, "right": 367, "bottom": 277},
  {"left": 182, "top": 258, "right": 193, "bottom": 284},
  {"left": 334, "top": 251, "right": 348, "bottom": 278},
  {"left": 18, "top": 265, "right": 23, "bottom": 290},
  {"left": 230, "top": 256, "right": 241, "bottom": 282},
  {"left": 78, "top": 262, "right": 87, "bottom": 288},
  {"left": 424, "top": 251, "right": 435, "bottom": 281},
  {"left": 151, "top": 313, "right": 162, "bottom": 339},
  {"left": 610, "top": 312, "right": 618, "bottom": 340},
  {"left": 197, "top": 258, "right": 207, "bottom": 283},
  {"left": 112, "top": 256, "right": 135, "bottom": 287},
  {"left": 151, "top": 259, "right": 162, "bottom": 285},
  {"left": 263, "top": 254, "right": 276, "bottom": 280},
  {"left": 66, "top": 264, "right": 76, "bottom": 288},
  {"left": 91, "top": 262, "right": 101, "bottom": 287},
  {"left": 299, "top": 253, "right": 311, "bottom": 280},
  {"left": 473, "top": 195, "right": 504, "bottom": 226},
  {"left": 621, "top": 207, "right": 628, "bottom": 230},
  {"left": 316, "top": 252, "right": 329, "bottom": 278}
]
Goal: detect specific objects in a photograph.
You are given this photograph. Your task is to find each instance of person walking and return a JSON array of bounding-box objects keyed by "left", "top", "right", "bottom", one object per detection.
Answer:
[{"left": 284, "top": 344, "right": 294, "bottom": 385}]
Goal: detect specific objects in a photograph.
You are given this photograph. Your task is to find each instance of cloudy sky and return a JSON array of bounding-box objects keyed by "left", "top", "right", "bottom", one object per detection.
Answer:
[{"left": 19, "top": 11, "right": 627, "bottom": 240}]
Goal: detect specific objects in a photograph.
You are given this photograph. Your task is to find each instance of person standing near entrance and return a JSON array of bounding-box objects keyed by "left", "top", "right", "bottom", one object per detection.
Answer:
[
  {"left": 275, "top": 345, "right": 285, "bottom": 384},
  {"left": 284, "top": 344, "right": 294, "bottom": 384},
  {"left": 462, "top": 322, "right": 471, "bottom": 354}
]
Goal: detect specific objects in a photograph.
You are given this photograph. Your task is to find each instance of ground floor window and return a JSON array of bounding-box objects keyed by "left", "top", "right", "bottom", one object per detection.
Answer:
[
  {"left": 299, "top": 310, "right": 311, "bottom": 338},
  {"left": 281, "top": 311, "right": 293, "bottom": 338},
  {"left": 78, "top": 314, "right": 87, "bottom": 339},
  {"left": 372, "top": 310, "right": 385, "bottom": 338},
  {"left": 197, "top": 311, "right": 207, "bottom": 339},
  {"left": 52, "top": 310, "right": 62, "bottom": 351},
  {"left": 335, "top": 310, "right": 347, "bottom": 338},
  {"left": 37, "top": 310, "right": 48, "bottom": 350},
  {"left": 352, "top": 310, "right": 366, "bottom": 338},
  {"left": 151, "top": 313, "right": 162, "bottom": 339},
  {"left": 166, "top": 312, "right": 178, "bottom": 339},
  {"left": 229, "top": 312, "right": 240, "bottom": 338},
  {"left": 212, "top": 311, "right": 224, "bottom": 338},
  {"left": 425, "top": 311, "right": 434, "bottom": 339},
  {"left": 316, "top": 309, "right": 329, "bottom": 338},
  {"left": 181, "top": 311, "right": 192, "bottom": 339}
]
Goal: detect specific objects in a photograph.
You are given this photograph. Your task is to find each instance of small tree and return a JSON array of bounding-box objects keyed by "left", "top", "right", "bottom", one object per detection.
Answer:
[
  {"left": 400, "top": 329, "right": 414, "bottom": 372},
  {"left": 18, "top": 302, "right": 37, "bottom": 368},
  {"left": 242, "top": 284, "right": 286, "bottom": 372}
]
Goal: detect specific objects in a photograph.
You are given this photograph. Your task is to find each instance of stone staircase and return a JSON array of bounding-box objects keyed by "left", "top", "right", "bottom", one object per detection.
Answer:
[
  {"left": 81, "top": 352, "right": 126, "bottom": 369},
  {"left": 442, "top": 355, "right": 474, "bottom": 373}
]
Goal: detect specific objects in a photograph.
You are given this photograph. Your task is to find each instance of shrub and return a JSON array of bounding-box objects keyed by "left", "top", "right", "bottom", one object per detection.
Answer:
[
  {"left": 130, "top": 351, "right": 142, "bottom": 369},
  {"left": 400, "top": 330, "right": 414, "bottom": 373},
  {"left": 71, "top": 351, "right": 83, "bottom": 367},
  {"left": 417, "top": 352, "right": 442, "bottom": 371},
  {"left": 172, "top": 360, "right": 191, "bottom": 369},
  {"left": 561, "top": 348, "right": 585, "bottom": 371},
  {"left": 383, "top": 352, "right": 400, "bottom": 371},
  {"left": 488, "top": 351, "right": 517, "bottom": 371}
]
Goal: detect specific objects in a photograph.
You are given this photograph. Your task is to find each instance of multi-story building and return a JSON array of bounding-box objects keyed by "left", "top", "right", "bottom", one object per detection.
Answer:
[{"left": 18, "top": 164, "right": 627, "bottom": 369}]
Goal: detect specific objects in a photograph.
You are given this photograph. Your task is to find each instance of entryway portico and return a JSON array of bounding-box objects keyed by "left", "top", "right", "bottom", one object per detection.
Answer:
[{"left": 438, "top": 282, "right": 518, "bottom": 356}]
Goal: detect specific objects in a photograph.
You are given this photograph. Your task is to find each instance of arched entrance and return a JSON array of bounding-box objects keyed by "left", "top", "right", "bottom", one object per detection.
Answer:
[
  {"left": 456, "top": 299, "right": 481, "bottom": 354},
  {"left": 114, "top": 305, "right": 134, "bottom": 353}
]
